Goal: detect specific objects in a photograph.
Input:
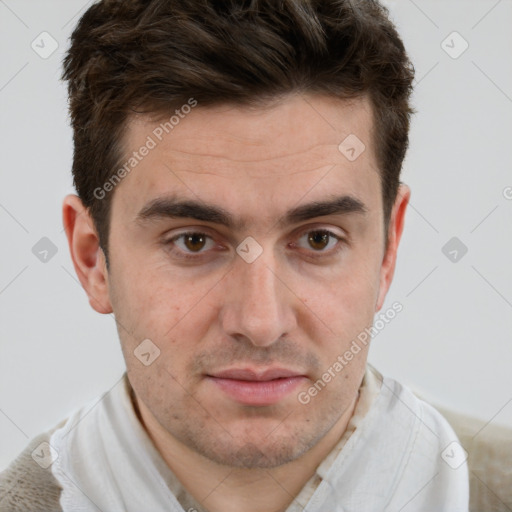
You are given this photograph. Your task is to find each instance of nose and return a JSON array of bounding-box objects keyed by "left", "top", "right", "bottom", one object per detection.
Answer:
[{"left": 219, "top": 248, "right": 297, "bottom": 348}]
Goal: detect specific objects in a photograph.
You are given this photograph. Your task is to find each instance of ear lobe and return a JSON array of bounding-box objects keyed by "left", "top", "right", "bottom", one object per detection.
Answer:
[
  {"left": 375, "top": 184, "right": 410, "bottom": 311},
  {"left": 62, "top": 194, "right": 113, "bottom": 314}
]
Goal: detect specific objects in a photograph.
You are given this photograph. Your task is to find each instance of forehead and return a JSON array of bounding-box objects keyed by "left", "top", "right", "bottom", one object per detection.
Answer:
[
  {"left": 126, "top": 93, "right": 374, "bottom": 163},
  {"left": 112, "top": 94, "right": 381, "bottom": 226}
]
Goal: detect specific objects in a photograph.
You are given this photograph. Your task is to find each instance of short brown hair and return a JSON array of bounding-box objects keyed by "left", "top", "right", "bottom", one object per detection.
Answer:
[{"left": 63, "top": 0, "right": 415, "bottom": 265}]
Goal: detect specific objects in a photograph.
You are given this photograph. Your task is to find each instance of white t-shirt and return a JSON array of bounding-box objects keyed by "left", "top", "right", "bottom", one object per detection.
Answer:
[{"left": 49, "top": 365, "right": 469, "bottom": 512}]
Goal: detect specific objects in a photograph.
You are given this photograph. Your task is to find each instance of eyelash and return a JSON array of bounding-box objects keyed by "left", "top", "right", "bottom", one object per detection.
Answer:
[{"left": 164, "top": 229, "right": 346, "bottom": 261}]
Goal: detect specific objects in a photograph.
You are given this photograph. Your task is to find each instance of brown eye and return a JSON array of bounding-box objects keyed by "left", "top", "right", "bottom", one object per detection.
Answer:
[
  {"left": 296, "top": 230, "right": 341, "bottom": 253},
  {"left": 169, "top": 232, "right": 215, "bottom": 256},
  {"left": 183, "top": 233, "right": 207, "bottom": 252},
  {"left": 308, "top": 231, "right": 330, "bottom": 251}
]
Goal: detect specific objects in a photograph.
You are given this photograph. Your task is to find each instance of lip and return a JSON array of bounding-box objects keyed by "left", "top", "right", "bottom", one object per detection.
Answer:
[
  {"left": 206, "top": 367, "right": 307, "bottom": 406},
  {"left": 211, "top": 367, "right": 304, "bottom": 381}
]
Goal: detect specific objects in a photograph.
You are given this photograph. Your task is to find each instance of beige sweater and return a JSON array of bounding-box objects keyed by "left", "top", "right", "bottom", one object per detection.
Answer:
[
  {"left": 0, "top": 425, "right": 64, "bottom": 511},
  {"left": 2, "top": 371, "right": 508, "bottom": 511}
]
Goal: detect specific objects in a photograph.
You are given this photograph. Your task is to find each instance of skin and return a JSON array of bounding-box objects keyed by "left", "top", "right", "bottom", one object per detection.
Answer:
[{"left": 62, "top": 93, "right": 409, "bottom": 512}]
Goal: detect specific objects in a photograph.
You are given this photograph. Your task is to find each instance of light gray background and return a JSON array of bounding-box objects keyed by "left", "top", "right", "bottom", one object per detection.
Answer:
[{"left": 1, "top": 0, "right": 511, "bottom": 470}]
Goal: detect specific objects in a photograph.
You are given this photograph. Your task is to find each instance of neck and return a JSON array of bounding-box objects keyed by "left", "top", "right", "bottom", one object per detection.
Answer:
[{"left": 133, "top": 391, "right": 359, "bottom": 512}]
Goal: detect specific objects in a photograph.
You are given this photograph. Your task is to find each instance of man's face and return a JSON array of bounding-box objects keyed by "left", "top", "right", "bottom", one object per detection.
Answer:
[{"left": 98, "top": 94, "right": 402, "bottom": 468}]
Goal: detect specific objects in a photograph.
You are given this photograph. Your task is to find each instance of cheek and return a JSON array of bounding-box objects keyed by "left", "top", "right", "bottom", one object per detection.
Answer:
[
  {"left": 305, "top": 257, "right": 381, "bottom": 336},
  {"left": 296, "top": 267, "right": 380, "bottom": 387},
  {"left": 109, "top": 259, "right": 217, "bottom": 365}
]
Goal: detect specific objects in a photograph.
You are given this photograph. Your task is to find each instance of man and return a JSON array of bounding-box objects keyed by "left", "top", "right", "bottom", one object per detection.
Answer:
[{"left": 0, "top": 0, "right": 469, "bottom": 510}]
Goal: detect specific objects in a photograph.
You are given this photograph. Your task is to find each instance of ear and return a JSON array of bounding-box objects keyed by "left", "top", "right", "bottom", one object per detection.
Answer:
[
  {"left": 375, "top": 184, "right": 410, "bottom": 311},
  {"left": 62, "top": 194, "right": 113, "bottom": 314}
]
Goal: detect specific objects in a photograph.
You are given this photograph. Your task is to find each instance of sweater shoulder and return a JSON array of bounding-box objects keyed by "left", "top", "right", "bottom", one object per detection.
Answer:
[{"left": 0, "top": 422, "right": 65, "bottom": 512}]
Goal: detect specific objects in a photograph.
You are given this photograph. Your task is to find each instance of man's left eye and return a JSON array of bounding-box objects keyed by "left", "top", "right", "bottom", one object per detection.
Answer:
[{"left": 295, "top": 230, "right": 342, "bottom": 253}]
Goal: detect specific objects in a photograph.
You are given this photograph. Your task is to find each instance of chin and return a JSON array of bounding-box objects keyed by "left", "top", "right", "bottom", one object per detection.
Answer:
[
  {"left": 183, "top": 423, "right": 320, "bottom": 469},
  {"left": 206, "top": 440, "right": 307, "bottom": 469}
]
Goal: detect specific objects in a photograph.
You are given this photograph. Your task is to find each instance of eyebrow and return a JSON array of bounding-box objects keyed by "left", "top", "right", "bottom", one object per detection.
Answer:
[{"left": 135, "top": 194, "right": 367, "bottom": 231}]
